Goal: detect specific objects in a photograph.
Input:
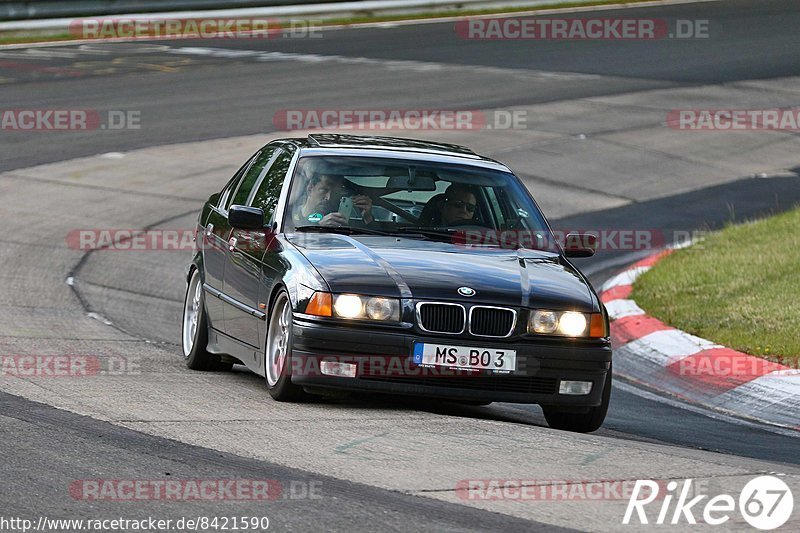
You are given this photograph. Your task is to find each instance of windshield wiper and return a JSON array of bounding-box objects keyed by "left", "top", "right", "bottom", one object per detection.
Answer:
[
  {"left": 393, "top": 226, "right": 526, "bottom": 248},
  {"left": 294, "top": 225, "right": 393, "bottom": 237},
  {"left": 392, "top": 227, "right": 463, "bottom": 242}
]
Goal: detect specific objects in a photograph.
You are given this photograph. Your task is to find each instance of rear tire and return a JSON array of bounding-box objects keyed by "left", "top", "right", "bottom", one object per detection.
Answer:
[
  {"left": 182, "top": 269, "right": 232, "bottom": 371},
  {"left": 542, "top": 366, "right": 612, "bottom": 433},
  {"left": 264, "top": 289, "right": 306, "bottom": 401}
]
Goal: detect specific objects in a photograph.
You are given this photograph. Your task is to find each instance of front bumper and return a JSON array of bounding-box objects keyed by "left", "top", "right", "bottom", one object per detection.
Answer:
[{"left": 290, "top": 315, "right": 611, "bottom": 406}]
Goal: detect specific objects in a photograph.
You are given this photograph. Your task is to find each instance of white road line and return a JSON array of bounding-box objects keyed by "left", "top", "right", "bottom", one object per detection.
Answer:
[
  {"left": 166, "top": 45, "right": 600, "bottom": 80},
  {"left": 0, "top": 39, "right": 601, "bottom": 80},
  {"left": 614, "top": 379, "right": 800, "bottom": 438},
  {"left": 0, "top": 48, "right": 81, "bottom": 59},
  {"left": 86, "top": 312, "right": 113, "bottom": 326}
]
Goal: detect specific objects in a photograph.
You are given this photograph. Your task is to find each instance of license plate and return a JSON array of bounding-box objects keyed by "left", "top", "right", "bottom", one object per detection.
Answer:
[{"left": 412, "top": 343, "right": 516, "bottom": 372}]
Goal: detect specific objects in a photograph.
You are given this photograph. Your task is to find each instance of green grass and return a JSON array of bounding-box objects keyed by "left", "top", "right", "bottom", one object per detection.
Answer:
[
  {"left": 0, "top": 32, "right": 74, "bottom": 45},
  {"left": 632, "top": 207, "right": 800, "bottom": 367},
  {"left": 0, "top": 0, "right": 668, "bottom": 45}
]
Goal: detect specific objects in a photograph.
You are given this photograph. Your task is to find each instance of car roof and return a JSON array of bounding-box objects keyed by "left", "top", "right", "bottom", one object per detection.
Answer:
[{"left": 274, "top": 134, "right": 509, "bottom": 170}]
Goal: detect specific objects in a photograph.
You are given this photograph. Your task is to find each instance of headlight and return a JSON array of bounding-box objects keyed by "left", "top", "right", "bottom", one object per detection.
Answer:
[
  {"left": 530, "top": 310, "right": 558, "bottom": 334},
  {"left": 528, "top": 310, "right": 602, "bottom": 337},
  {"left": 309, "top": 293, "right": 400, "bottom": 321},
  {"left": 365, "top": 297, "right": 399, "bottom": 320},
  {"left": 334, "top": 294, "right": 363, "bottom": 318},
  {"left": 558, "top": 311, "right": 587, "bottom": 336}
]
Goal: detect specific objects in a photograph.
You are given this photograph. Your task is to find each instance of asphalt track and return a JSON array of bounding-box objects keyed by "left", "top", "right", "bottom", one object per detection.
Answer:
[{"left": 1, "top": 0, "right": 800, "bottom": 530}]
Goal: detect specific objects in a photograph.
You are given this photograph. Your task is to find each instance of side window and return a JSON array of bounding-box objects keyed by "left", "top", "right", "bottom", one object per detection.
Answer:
[
  {"left": 218, "top": 152, "right": 260, "bottom": 211},
  {"left": 245, "top": 149, "right": 282, "bottom": 206},
  {"left": 250, "top": 147, "right": 295, "bottom": 222},
  {"left": 229, "top": 146, "right": 278, "bottom": 208}
]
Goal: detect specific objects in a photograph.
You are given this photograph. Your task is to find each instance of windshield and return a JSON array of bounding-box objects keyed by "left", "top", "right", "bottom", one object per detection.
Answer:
[{"left": 283, "top": 155, "right": 557, "bottom": 251}]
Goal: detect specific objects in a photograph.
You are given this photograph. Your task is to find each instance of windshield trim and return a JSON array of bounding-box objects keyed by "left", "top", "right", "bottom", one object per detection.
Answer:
[{"left": 280, "top": 154, "right": 560, "bottom": 253}]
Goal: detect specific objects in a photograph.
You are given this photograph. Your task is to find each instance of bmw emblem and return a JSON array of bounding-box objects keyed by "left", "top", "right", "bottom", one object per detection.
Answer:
[{"left": 458, "top": 286, "right": 476, "bottom": 297}]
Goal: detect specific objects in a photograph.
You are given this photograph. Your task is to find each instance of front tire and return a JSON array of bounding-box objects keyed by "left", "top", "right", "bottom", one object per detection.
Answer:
[
  {"left": 182, "top": 269, "right": 232, "bottom": 371},
  {"left": 264, "top": 289, "right": 305, "bottom": 401},
  {"left": 542, "top": 366, "right": 612, "bottom": 433}
]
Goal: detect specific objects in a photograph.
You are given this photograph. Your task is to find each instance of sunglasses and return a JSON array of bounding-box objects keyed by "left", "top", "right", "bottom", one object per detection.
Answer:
[{"left": 446, "top": 199, "right": 477, "bottom": 213}]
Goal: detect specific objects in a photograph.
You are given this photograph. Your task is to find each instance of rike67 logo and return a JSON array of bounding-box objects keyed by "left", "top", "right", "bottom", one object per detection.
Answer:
[{"left": 623, "top": 476, "right": 794, "bottom": 530}]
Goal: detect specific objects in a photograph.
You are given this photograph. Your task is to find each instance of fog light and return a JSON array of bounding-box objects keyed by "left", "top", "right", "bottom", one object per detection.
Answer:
[
  {"left": 559, "top": 380, "right": 592, "bottom": 395},
  {"left": 320, "top": 361, "right": 357, "bottom": 378}
]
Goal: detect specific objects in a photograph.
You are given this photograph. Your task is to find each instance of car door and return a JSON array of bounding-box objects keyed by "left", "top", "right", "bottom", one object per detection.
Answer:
[
  {"left": 221, "top": 144, "right": 280, "bottom": 349},
  {"left": 246, "top": 144, "right": 297, "bottom": 363},
  {"left": 201, "top": 152, "right": 259, "bottom": 332}
]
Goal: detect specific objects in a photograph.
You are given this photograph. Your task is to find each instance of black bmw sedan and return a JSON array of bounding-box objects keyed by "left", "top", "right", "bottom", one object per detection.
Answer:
[{"left": 182, "top": 134, "right": 611, "bottom": 432}]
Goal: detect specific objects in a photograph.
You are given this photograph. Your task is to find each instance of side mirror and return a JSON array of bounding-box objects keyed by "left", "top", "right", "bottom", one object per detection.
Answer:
[
  {"left": 229, "top": 205, "right": 265, "bottom": 230},
  {"left": 563, "top": 233, "right": 597, "bottom": 258}
]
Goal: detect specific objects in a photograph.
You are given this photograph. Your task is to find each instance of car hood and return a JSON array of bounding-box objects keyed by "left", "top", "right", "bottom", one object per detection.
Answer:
[{"left": 286, "top": 234, "right": 597, "bottom": 311}]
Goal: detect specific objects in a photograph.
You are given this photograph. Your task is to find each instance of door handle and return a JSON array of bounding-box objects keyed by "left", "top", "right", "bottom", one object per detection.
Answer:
[
  {"left": 205, "top": 223, "right": 214, "bottom": 238},
  {"left": 228, "top": 237, "right": 237, "bottom": 252}
]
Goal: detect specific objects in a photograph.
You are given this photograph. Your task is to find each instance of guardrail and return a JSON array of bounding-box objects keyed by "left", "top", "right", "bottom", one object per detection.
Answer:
[
  {"left": 0, "top": 0, "right": 609, "bottom": 26},
  {"left": 0, "top": 1, "right": 344, "bottom": 20}
]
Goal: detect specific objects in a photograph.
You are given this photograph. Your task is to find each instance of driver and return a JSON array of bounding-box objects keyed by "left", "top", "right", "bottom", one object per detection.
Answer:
[
  {"left": 292, "top": 173, "right": 374, "bottom": 227},
  {"left": 440, "top": 183, "right": 478, "bottom": 225}
]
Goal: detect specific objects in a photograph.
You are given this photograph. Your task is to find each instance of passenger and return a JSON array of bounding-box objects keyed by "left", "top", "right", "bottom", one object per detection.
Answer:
[
  {"left": 439, "top": 183, "right": 478, "bottom": 225},
  {"left": 292, "top": 173, "right": 374, "bottom": 227}
]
